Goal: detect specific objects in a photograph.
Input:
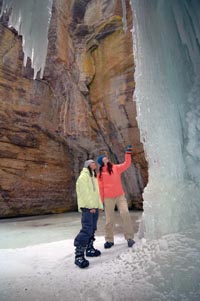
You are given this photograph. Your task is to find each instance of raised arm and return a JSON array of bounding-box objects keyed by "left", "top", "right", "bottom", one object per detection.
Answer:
[{"left": 116, "top": 145, "right": 133, "bottom": 173}]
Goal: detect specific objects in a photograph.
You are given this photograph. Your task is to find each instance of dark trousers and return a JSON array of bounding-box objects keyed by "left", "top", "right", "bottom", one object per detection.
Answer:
[{"left": 74, "top": 208, "right": 99, "bottom": 247}]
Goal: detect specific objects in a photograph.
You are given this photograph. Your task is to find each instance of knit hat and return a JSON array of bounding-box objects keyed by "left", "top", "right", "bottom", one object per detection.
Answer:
[
  {"left": 84, "top": 159, "right": 95, "bottom": 168},
  {"left": 97, "top": 155, "right": 106, "bottom": 166}
]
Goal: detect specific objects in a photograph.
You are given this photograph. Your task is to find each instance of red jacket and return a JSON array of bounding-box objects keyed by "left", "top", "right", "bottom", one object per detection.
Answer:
[{"left": 97, "top": 153, "right": 131, "bottom": 202}]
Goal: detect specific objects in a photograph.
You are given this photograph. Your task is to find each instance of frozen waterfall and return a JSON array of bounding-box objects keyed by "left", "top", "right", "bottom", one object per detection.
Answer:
[
  {"left": 131, "top": 0, "right": 200, "bottom": 238},
  {"left": 0, "top": 0, "right": 53, "bottom": 79},
  {"left": 0, "top": 0, "right": 199, "bottom": 240}
]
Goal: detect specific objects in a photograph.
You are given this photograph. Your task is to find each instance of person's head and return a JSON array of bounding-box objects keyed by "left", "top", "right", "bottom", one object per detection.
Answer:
[
  {"left": 97, "top": 155, "right": 109, "bottom": 166},
  {"left": 84, "top": 159, "right": 97, "bottom": 177},
  {"left": 84, "top": 159, "right": 96, "bottom": 170},
  {"left": 97, "top": 155, "right": 113, "bottom": 176}
]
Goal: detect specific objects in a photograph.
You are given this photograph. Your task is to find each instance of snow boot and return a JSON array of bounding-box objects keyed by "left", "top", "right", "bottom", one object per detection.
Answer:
[
  {"left": 127, "top": 239, "right": 135, "bottom": 248},
  {"left": 104, "top": 241, "right": 114, "bottom": 249},
  {"left": 74, "top": 246, "right": 89, "bottom": 268},
  {"left": 86, "top": 239, "right": 101, "bottom": 257}
]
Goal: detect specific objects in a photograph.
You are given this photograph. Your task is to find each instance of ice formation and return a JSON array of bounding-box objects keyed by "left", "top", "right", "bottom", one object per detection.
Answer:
[
  {"left": 0, "top": 0, "right": 53, "bottom": 79},
  {"left": 121, "top": 0, "right": 127, "bottom": 32},
  {"left": 131, "top": 0, "right": 200, "bottom": 238}
]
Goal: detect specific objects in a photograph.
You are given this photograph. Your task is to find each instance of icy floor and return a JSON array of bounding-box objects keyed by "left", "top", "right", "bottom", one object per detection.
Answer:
[{"left": 0, "top": 211, "right": 200, "bottom": 301}]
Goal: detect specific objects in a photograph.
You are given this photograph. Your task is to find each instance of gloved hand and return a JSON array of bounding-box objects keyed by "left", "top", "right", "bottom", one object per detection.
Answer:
[{"left": 125, "top": 145, "right": 133, "bottom": 154}]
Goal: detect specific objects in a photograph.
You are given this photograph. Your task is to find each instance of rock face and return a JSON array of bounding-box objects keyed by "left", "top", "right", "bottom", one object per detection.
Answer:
[
  {"left": 0, "top": 23, "right": 75, "bottom": 217},
  {"left": 0, "top": 0, "right": 147, "bottom": 217}
]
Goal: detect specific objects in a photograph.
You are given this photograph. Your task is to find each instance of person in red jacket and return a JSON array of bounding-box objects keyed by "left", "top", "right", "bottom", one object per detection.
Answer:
[{"left": 97, "top": 145, "right": 135, "bottom": 249}]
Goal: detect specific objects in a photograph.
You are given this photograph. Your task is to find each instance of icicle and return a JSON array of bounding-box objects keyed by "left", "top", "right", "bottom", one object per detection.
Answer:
[
  {"left": 121, "top": 0, "right": 127, "bottom": 32},
  {"left": 0, "top": 0, "right": 53, "bottom": 79}
]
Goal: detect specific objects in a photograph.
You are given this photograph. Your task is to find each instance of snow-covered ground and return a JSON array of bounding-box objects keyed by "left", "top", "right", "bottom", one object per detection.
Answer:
[{"left": 0, "top": 212, "right": 200, "bottom": 301}]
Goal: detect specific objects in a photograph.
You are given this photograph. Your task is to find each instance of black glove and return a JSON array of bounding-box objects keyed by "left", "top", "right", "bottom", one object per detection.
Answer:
[{"left": 125, "top": 145, "right": 133, "bottom": 154}]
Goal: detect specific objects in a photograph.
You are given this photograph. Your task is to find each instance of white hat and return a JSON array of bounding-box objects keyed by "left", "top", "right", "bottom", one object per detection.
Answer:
[{"left": 84, "top": 159, "right": 95, "bottom": 168}]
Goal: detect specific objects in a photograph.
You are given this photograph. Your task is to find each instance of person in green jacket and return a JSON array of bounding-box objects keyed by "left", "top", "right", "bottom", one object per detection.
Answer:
[{"left": 74, "top": 159, "right": 104, "bottom": 269}]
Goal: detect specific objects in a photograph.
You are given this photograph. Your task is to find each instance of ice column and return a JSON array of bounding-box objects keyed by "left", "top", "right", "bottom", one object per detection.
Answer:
[
  {"left": 121, "top": 0, "right": 127, "bottom": 32},
  {"left": 131, "top": 0, "right": 200, "bottom": 238},
  {"left": 0, "top": 0, "right": 53, "bottom": 79}
]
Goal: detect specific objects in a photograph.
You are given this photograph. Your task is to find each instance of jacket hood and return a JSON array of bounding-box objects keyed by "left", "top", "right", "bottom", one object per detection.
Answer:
[{"left": 81, "top": 167, "right": 91, "bottom": 175}]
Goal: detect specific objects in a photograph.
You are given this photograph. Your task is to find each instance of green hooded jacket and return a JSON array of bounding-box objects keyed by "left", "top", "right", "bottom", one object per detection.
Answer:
[{"left": 76, "top": 167, "right": 103, "bottom": 212}]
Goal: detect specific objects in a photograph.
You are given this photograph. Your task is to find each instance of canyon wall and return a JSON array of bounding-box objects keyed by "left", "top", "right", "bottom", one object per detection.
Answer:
[{"left": 0, "top": 0, "right": 147, "bottom": 217}]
